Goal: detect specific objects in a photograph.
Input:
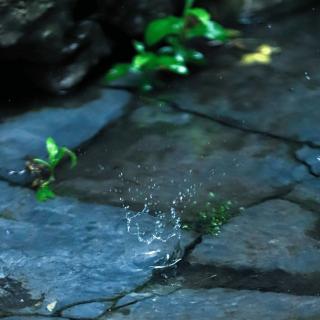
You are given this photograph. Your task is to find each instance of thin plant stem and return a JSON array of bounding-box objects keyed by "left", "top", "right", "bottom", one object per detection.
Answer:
[{"left": 183, "top": 0, "right": 195, "bottom": 17}]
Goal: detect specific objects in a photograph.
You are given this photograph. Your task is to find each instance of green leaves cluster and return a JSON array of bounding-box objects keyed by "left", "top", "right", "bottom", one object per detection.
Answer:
[
  {"left": 31, "top": 137, "right": 77, "bottom": 201},
  {"left": 105, "top": 0, "right": 232, "bottom": 89},
  {"left": 145, "top": 7, "right": 228, "bottom": 47},
  {"left": 106, "top": 41, "right": 188, "bottom": 83}
]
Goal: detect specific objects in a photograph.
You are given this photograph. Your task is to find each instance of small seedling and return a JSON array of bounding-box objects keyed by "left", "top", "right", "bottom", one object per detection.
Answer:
[
  {"left": 29, "top": 137, "right": 77, "bottom": 201},
  {"left": 104, "top": 0, "right": 235, "bottom": 90}
]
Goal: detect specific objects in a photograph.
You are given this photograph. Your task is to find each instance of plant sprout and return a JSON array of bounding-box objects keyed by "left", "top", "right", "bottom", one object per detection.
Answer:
[{"left": 30, "top": 137, "right": 77, "bottom": 201}]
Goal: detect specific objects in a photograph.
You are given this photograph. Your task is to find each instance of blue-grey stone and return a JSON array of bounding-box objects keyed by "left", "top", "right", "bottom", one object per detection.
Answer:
[
  {"left": 61, "top": 302, "right": 111, "bottom": 319},
  {"left": 0, "top": 89, "right": 131, "bottom": 184},
  {"left": 286, "top": 178, "right": 320, "bottom": 211},
  {"left": 0, "top": 181, "right": 193, "bottom": 315},
  {"left": 296, "top": 146, "right": 320, "bottom": 176},
  {"left": 2, "top": 317, "right": 66, "bottom": 320},
  {"left": 114, "top": 293, "right": 153, "bottom": 309},
  {"left": 107, "top": 288, "right": 320, "bottom": 320},
  {"left": 189, "top": 199, "right": 320, "bottom": 274}
]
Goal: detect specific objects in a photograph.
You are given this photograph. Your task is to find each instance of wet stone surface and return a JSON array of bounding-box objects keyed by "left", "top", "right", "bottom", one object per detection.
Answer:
[
  {"left": 61, "top": 302, "right": 111, "bottom": 319},
  {"left": 0, "top": 181, "right": 193, "bottom": 315},
  {"left": 163, "top": 7, "right": 320, "bottom": 146},
  {"left": 56, "top": 102, "right": 308, "bottom": 219},
  {"left": 107, "top": 288, "right": 320, "bottom": 320},
  {"left": 189, "top": 199, "right": 320, "bottom": 274},
  {"left": 285, "top": 178, "right": 320, "bottom": 213},
  {"left": 296, "top": 146, "right": 320, "bottom": 176}
]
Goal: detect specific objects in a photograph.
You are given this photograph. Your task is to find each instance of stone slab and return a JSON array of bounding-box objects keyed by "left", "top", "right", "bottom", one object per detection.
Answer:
[
  {"left": 0, "top": 181, "right": 191, "bottom": 315},
  {"left": 107, "top": 288, "right": 320, "bottom": 320},
  {"left": 56, "top": 103, "right": 308, "bottom": 218},
  {"left": 189, "top": 199, "right": 320, "bottom": 274},
  {"left": 61, "top": 302, "right": 111, "bottom": 319},
  {"left": 296, "top": 146, "right": 320, "bottom": 176}
]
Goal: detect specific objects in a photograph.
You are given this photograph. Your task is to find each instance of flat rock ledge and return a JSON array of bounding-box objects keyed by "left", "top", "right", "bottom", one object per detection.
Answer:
[
  {"left": 189, "top": 199, "right": 320, "bottom": 274},
  {"left": 0, "top": 88, "right": 131, "bottom": 185},
  {"left": 0, "top": 181, "right": 193, "bottom": 315},
  {"left": 107, "top": 288, "right": 320, "bottom": 320}
]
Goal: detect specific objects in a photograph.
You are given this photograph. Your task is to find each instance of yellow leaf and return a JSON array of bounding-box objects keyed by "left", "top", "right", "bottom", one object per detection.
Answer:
[{"left": 240, "top": 44, "right": 280, "bottom": 65}]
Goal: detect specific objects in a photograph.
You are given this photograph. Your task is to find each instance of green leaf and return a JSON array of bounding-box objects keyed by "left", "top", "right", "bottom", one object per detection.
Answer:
[
  {"left": 186, "top": 7, "right": 211, "bottom": 23},
  {"left": 133, "top": 41, "right": 145, "bottom": 53},
  {"left": 133, "top": 52, "right": 156, "bottom": 69},
  {"left": 145, "top": 16, "right": 184, "bottom": 46},
  {"left": 186, "top": 49, "right": 205, "bottom": 63},
  {"left": 46, "top": 137, "right": 59, "bottom": 165},
  {"left": 61, "top": 147, "right": 77, "bottom": 168},
  {"left": 52, "top": 149, "right": 65, "bottom": 167},
  {"left": 186, "top": 20, "right": 228, "bottom": 41},
  {"left": 167, "top": 63, "right": 189, "bottom": 75},
  {"left": 104, "top": 63, "right": 132, "bottom": 82},
  {"left": 183, "top": 0, "right": 195, "bottom": 16},
  {"left": 36, "top": 184, "right": 55, "bottom": 202},
  {"left": 130, "top": 51, "right": 189, "bottom": 75},
  {"left": 156, "top": 55, "right": 189, "bottom": 74},
  {"left": 175, "top": 47, "right": 205, "bottom": 64}
]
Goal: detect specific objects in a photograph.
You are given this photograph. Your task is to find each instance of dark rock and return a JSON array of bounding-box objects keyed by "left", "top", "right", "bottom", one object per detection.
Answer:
[
  {"left": 0, "top": 0, "right": 111, "bottom": 93},
  {"left": 107, "top": 288, "right": 320, "bottom": 320},
  {"left": 25, "top": 20, "right": 112, "bottom": 93},
  {"left": 203, "top": 0, "right": 316, "bottom": 23},
  {"left": 97, "top": 0, "right": 177, "bottom": 37},
  {"left": 189, "top": 199, "right": 320, "bottom": 274},
  {"left": 0, "top": 88, "right": 131, "bottom": 185},
  {"left": 0, "top": 0, "right": 64, "bottom": 49}
]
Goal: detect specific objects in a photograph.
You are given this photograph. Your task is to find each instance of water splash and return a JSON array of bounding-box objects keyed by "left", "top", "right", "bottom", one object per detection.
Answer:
[
  {"left": 120, "top": 172, "right": 200, "bottom": 245},
  {"left": 125, "top": 205, "right": 181, "bottom": 245},
  {"left": 111, "top": 169, "right": 204, "bottom": 268}
]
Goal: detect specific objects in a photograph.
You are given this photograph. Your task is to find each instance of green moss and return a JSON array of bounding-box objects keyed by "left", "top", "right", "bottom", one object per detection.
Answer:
[{"left": 182, "top": 193, "right": 232, "bottom": 235}]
